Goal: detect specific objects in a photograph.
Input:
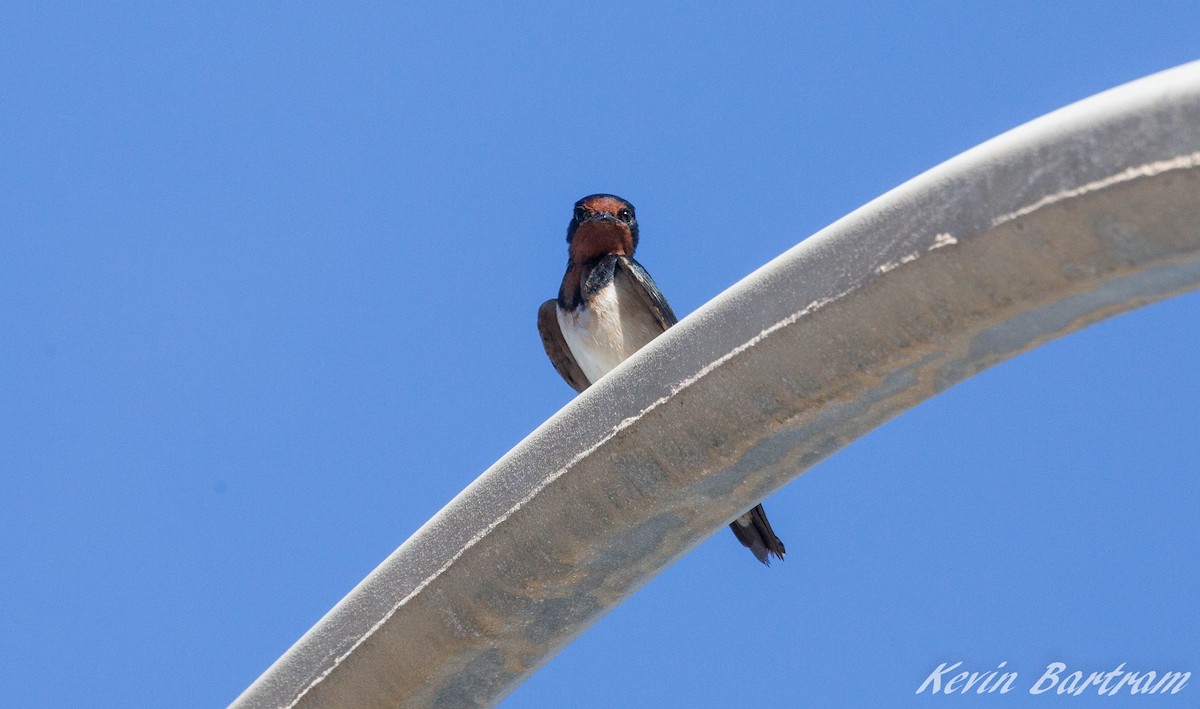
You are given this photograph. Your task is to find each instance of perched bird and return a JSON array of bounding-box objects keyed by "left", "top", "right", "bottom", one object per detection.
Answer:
[{"left": 537, "top": 194, "right": 786, "bottom": 564}]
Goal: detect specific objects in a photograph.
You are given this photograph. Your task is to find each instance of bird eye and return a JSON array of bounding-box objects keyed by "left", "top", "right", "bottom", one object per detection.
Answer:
[
  {"left": 573, "top": 206, "right": 590, "bottom": 221},
  {"left": 617, "top": 208, "right": 633, "bottom": 224}
]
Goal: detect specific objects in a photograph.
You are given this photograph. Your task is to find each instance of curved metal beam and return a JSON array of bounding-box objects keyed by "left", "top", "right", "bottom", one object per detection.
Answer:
[{"left": 233, "top": 62, "right": 1200, "bottom": 708}]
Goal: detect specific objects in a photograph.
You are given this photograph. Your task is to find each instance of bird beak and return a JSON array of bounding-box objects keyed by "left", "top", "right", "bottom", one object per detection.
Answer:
[{"left": 582, "top": 211, "right": 618, "bottom": 223}]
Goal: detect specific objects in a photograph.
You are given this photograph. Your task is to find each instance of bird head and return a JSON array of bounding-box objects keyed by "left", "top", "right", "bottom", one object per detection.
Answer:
[{"left": 566, "top": 194, "right": 638, "bottom": 263}]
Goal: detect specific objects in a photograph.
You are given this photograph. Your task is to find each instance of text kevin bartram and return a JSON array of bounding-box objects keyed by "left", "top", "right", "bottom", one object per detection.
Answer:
[{"left": 917, "top": 661, "right": 1189, "bottom": 696}]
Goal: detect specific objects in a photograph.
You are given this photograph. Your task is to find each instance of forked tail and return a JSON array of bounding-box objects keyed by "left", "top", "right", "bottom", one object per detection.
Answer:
[{"left": 729, "top": 503, "right": 786, "bottom": 565}]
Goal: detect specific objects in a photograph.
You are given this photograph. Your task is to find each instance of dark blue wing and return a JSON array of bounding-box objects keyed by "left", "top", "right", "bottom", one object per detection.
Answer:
[
  {"left": 615, "top": 256, "right": 678, "bottom": 330},
  {"left": 537, "top": 299, "right": 591, "bottom": 393}
]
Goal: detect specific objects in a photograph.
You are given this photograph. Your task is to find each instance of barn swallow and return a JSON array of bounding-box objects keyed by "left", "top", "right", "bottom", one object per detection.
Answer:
[{"left": 537, "top": 194, "right": 786, "bottom": 565}]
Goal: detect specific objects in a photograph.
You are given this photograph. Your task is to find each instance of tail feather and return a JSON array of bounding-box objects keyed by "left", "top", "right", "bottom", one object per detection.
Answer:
[{"left": 729, "top": 504, "right": 786, "bottom": 565}]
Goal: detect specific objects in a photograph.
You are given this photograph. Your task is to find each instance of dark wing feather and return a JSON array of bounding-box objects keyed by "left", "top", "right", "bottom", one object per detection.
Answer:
[
  {"left": 537, "top": 299, "right": 590, "bottom": 393},
  {"left": 615, "top": 256, "right": 678, "bottom": 330}
]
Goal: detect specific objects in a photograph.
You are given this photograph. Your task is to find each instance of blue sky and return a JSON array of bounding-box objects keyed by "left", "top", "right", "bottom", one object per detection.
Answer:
[{"left": 2, "top": 3, "right": 1197, "bottom": 707}]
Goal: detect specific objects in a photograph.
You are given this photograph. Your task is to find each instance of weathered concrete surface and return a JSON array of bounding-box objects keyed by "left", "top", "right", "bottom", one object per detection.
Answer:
[{"left": 232, "top": 62, "right": 1200, "bottom": 708}]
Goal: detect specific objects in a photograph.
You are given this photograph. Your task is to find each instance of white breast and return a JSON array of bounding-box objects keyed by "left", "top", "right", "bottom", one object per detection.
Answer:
[{"left": 556, "top": 273, "right": 665, "bottom": 385}]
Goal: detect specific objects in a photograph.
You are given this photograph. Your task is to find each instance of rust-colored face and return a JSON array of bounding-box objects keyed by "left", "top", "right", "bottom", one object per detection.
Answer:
[{"left": 566, "top": 194, "right": 638, "bottom": 263}]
